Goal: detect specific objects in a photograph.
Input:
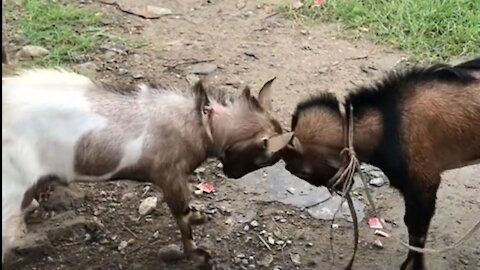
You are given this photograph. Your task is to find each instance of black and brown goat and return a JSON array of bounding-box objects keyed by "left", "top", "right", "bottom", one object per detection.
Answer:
[{"left": 282, "top": 58, "right": 480, "bottom": 270}]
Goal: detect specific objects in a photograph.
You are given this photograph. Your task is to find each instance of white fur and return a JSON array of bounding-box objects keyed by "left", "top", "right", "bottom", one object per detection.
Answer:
[{"left": 1, "top": 69, "right": 147, "bottom": 261}]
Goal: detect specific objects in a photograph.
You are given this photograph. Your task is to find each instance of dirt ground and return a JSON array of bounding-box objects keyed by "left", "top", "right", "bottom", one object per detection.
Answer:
[{"left": 3, "top": 0, "right": 479, "bottom": 269}]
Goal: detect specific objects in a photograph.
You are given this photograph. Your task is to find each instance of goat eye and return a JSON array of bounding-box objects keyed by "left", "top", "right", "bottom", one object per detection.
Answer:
[{"left": 262, "top": 138, "right": 268, "bottom": 149}]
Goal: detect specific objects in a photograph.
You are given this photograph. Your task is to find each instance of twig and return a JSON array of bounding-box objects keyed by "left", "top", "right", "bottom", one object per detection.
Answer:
[
  {"left": 257, "top": 234, "right": 272, "bottom": 251},
  {"left": 121, "top": 223, "right": 138, "bottom": 239},
  {"left": 305, "top": 196, "right": 332, "bottom": 209},
  {"left": 162, "top": 59, "right": 215, "bottom": 71},
  {"left": 345, "top": 55, "right": 368, "bottom": 60}
]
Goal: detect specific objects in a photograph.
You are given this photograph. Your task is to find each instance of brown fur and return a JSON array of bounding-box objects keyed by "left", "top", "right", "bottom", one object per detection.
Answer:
[
  {"left": 282, "top": 59, "right": 480, "bottom": 270},
  {"left": 67, "top": 77, "right": 286, "bottom": 268}
]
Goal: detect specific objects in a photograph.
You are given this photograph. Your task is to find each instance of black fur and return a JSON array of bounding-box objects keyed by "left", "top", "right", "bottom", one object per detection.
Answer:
[{"left": 293, "top": 57, "right": 479, "bottom": 187}]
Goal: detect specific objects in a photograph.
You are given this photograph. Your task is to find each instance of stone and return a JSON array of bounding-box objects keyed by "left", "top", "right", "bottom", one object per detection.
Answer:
[
  {"left": 138, "top": 196, "right": 157, "bottom": 216},
  {"left": 158, "top": 244, "right": 184, "bottom": 261},
  {"left": 257, "top": 254, "right": 273, "bottom": 267},
  {"left": 118, "top": 68, "right": 129, "bottom": 76},
  {"left": 189, "top": 62, "right": 217, "bottom": 75},
  {"left": 118, "top": 240, "right": 128, "bottom": 251},
  {"left": 74, "top": 62, "right": 100, "bottom": 77},
  {"left": 290, "top": 253, "right": 301, "bottom": 266},
  {"left": 369, "top": 177, "right": 385, "bottom": 187},
  {"left": 42, "top": 185, "right": 85, "bottom": 211},
  {"left": 16, "top": 45, "right": 49, "bottom": 59},
  {"left": 186, "top": 73, "right": 200, "bottom": 85}
]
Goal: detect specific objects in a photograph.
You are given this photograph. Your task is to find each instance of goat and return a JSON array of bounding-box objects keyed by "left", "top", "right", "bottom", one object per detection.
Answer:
[
  {"left": 281, "top": 58, "right": 480, "bottom": 270},
  {"left": 2, "top": 69, "right": 292, "bottom": 267}
]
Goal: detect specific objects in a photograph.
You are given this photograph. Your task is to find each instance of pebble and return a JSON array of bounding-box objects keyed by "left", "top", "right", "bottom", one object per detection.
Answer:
[
  {"left": 158, "top": 244, "right": 184, "bottom": 261},
  {"left": 190, "top": 62, "right": 217, "bottom": 75},
  {"left": 257, "top": 254, "right": 273, "bottom": 267},
  {"left": 138, "top": 196, "right": 157, "bottom": 216},
  {"left": 104, "top": 51, "right": 116, "bottom": 61},
  {"left": 369, "top": 177, "right": 386, "bottom": 187},
  {"left": 16, "top": 45, "right": 49, "bottom": 59},
  {"left": 118, "top": 68, "right": 129, "bottom": 76},
  {"left": 244, "top": 225, "right": 250, "bottom": 231},
  {"left": 132, "top": 73, "right": 144, "bottom": 79},
  {"left": 241, "top": 259, "right": 249, "bottom": 265},
  {"left": 247, "top": 264, "right": 256, "bottom": 270},
  {"left": 267, "top": 236, "right": 275, "bottom": 245},
  {"left": 121, "top": 192, "right": 135, "bottom": 201},
  {"left": 306, "top": 242, "right": 313, "bottom": 247},
  {"left": 290, "top": 253, "right": 301, "bottom": 266},
  {"left": 373, "top": 239, "right": 384, "bottom": 249},
  {"left": 186, "top": 73, "right": 200, "bottom": 85},
  {"left": 459, "top": 258, "right": 468, "bottom": 265},
  {"left": 250, "top": 220, "right": 259, "bottom": 227},
  {"left": 152, "top": 231, "right": 160, "bottom": 239},
  {"left": 118, "top": 240, "right": 128, "bottom": 251},
  {"left": 237, "top": 253, "right": 245, "bottom": 259}
]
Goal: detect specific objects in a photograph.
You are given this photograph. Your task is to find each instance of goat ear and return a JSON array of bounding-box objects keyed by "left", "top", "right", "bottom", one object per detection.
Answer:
[
  {"left": 264, "top": 132, "right": 294, "bottom": 153},
  {"left": 193, "top": 80, "right": 211, "bottom": 115},
  {"left": 243, "top": 86, "right": 262, "bottom": 110},
  {"left": 258, "top": 77, "right": 275, "bottom": 111},
  {"left": 289, "top": 136, "right": 303, "bottom": 153}
]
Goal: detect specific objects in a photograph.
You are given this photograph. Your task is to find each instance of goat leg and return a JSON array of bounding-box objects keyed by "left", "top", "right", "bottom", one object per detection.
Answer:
[
  {"left": 400, "top": 181, "right": 439, "bottom": 270},
  {"left": 161, "top": 177, "right": 212, "bottom": 269}
]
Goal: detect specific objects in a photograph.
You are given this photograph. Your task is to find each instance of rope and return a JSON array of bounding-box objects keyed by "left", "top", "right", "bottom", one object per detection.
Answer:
[{"left": 326, "top": 100, "right": 480, "bottom": 270}]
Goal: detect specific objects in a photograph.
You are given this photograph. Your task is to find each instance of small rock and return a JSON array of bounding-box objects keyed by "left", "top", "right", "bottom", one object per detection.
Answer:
[
  {"left": 138, "top": 196, "right": 157, "bottom": 216},
  {"left": 152, "top": 231, "right": 160, "bottom": 239},
  {"left": 459, "top": 258, "right": 468, "bottom": 265},
  {"left": 300, "top": 29, "right": 309, "bottom": 35},
  {"left": 369, "top": 177, "right": 385, "bottom": 187},
  {"left": 276, "top": 240, "right": 285, "bottom": 245},
  {"left": 237, "top": 253, "right": 245, "bottom": 259},
  {"left": 16, "top": 45, "right": 49, "bottom": 59},
  {"left": 186, "top": 73, "right": 200, "bottom": 85},
  {"left": 190, "top": 62, "right": 217, "bottom": 75},
  {"left": 104, "top": 51, "right": 117, "bottom": 61},
  {"left": 279, "top": 218, "right": 287, "bottom": 223},
  {"left": 121, "top": 192, "right": 135, "bottom": 201},
  {"left": 250, "top": 220, "right": 259, "bottom": 227},
  {"left": 267, "top": 236, "right": 275, "bottom": 245},
  {"left": 257, "top": 254, "right": 273, "bottom": 267},
  {"left": 373, "top": 239, "right": 384, "bottom": 249},
  {"left": 244, "top": 225, "right": 250, "bottom": 231},
  {"left": 318, "top": 67, "right": 329, "bottom": 74},
  {"left": 306, "top": 242, "right": 313, "bottom": 247},
  {"left": 244, "top": 48, "right": 258, "bottom": 59},
  {"left": 132, "top": 73, "right": 144, "bottom": 79},
  {"left": 241, "top": 259, "right": 249, "bottom": 265},
  {"left": 293, "top": 1, "right": 303, "bottom": 9},
  {"left": 290, "top": 253, "right": 301, "bottom": 266},
  {"left": 273, "top": 266, "right": 282, "bottom": 270},
  {"left": 247, "top": 264, "right": 256, "bottom": 270},
  {"left": 118, "top": 240, "right": 128, "bottom": 251},
  {"left": 118, "top": 68, "right": 129, "bottom": 76},
  {"left": 158, "top": 244, "right": 184, "bottom": 261}
]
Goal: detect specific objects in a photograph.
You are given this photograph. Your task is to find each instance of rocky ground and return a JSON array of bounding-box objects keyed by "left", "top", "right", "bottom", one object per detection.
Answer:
[{"left": 3, "top": 0, "right": 479, "bottom": 269}]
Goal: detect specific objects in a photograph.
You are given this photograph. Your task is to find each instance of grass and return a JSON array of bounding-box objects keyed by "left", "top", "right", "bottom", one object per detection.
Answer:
[
  {"left": 280, "top": 0, "right": 480, "bottom": 62},
  {"left": 7, "top": 0, "right": 106, "bottom": 66}
]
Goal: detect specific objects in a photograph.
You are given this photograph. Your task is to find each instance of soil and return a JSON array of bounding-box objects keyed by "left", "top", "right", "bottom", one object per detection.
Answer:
[{"left": 3, "top": 0, "right": 479, "bottom": 270}]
